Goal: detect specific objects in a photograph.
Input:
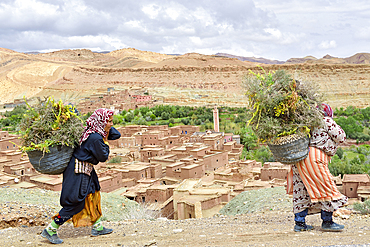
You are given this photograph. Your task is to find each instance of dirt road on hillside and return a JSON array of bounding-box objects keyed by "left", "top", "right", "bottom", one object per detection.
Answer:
[{"left": 0, "top": 210, "right": 369, "bottom": 247}]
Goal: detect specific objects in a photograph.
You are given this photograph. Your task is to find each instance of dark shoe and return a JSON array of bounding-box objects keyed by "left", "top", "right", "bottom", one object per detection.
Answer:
[
  {"left": 294, "top": 224, "right": 314, "bottom": 232},
  {"left": 321, "top": 221, "right": 344, "bottom": 232},
  {"left": 91, "top": 227, "right": 113, "bottom": 236},
  {"left": 41, "top": 229, "right": 63, "bottom": 244}
]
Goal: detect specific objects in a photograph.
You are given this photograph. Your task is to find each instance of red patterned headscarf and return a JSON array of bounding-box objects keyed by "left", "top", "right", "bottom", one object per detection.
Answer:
[
  {"left": 318, "top": 103, "right": 333, "bottom": 118},
  {"left": 79, "top": 108, "right": 114, "bottom": 144}
]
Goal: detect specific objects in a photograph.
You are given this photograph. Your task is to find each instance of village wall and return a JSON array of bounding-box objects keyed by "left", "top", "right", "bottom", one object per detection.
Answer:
[{"left": 260, "top": 168, "right": 289, "bottom": 181}]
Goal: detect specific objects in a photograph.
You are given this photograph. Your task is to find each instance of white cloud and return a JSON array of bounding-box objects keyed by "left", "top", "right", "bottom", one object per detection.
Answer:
[
  {"left": 318, "top": 40, "right": 337, "bottom": 49},
  {"left": 165, "top": 7, "right": 181, "bottom": 20},
  {"left": 356, "top": 26, "right": 370, "bottom": 40},
  {"left": 189, "top": 36, "right": 203, "bottom": 46},
  {"left": 0, "top": 0, "right": 369, "bottom": 60},
  {"left": 142, "top": 4, "right": 160, "bottom": 19}
]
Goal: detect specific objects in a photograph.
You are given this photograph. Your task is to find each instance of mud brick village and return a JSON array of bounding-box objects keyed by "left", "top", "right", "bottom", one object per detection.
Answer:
[{"left": 1, "top": 88, "right": 369, "bottom": 221}]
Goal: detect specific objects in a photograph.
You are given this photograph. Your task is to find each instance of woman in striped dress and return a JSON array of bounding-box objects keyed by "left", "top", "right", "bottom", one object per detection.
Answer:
[{"left": 287, "top": 103, "right": 348, "bottom": 232}]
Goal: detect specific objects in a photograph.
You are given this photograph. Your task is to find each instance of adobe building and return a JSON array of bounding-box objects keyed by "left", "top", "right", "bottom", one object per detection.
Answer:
[
  {"left": 140, "top": 146, "right": 165, "bottom": 162},
  {"left": 135, "top": 184, "right": 176, "bottom": 204},
  {"left": 132, "top": 95, "right": 152, "bottom": 102},
  {"left": 202, "top": 133, "right": 224, "bottom": 150},
  {"left": 202, "top": 150, "right": 228, "bottom": 172},
  {"left": 176, "top": 125, "right": 200, "bottom": 136},
  {"left": 1, "top": 150, "right": 35, "bottom": 177},
  {"left": 149, "top": 154, "right": 177, "bottom": 167},
  {"left": 0, "top": 131, "right": 20, "bottom": 152},
  {"left": 109, "top": 136, "right": 136, "bottom": 149},
  {"left": 141, "top": 131, "right": 165, "bottom": 146},
  {"left": 356, "top": 185, "right": 370, "bottom": 201},
  {"left": 223, "top": 141, "right": 243, "bottom": 160},
  {"left": 28, "top": 175, "right": 63, "bottom": 191},
  {"left": 166, "top": 161, "right": 205, "bottom": 180},
  {"left": 173, "top": 179, "right": 231, "bottom": 220},
  {"left": 342, "top": 174, "right": 370, "bottom": 200},
  {"left": 0, "top": 171, "right": 22, "bottom": 187},
  {"left": 214, "top": 167, "right": 253, "bottom": 183},
  {"left": 97, "top": 170, "right": 124, "bottom": 193},
  {"left": 77, "top": 88, "right": 153, "bottom": 114},
  {"left": 116, "top": 125, "right": 143, "bottom": 137},
  {"left": 260, "top": 162, "right": 290, "bottom": 181},
  {"left": 114, "top": 162, "right": 162, "bottom": 182}
]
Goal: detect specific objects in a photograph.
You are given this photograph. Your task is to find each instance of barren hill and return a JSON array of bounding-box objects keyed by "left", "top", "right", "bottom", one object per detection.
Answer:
[
  {"left": 0, "top": 47, "right": 369, "bottom": 109},
  {"left": 215, "top": 52, "right": 284, "bottom": 64},
  {"left": 345, "top": 52, "right": 370, "bottom": 64}
]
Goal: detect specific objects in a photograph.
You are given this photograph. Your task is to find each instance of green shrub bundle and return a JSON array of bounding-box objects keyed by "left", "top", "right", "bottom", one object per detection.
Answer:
[
  {"left": 19, "top": 98, "right": 84, "bottom": 152},
  {"left": 243, "top": 68, "right": 323, "bottom": 142}
]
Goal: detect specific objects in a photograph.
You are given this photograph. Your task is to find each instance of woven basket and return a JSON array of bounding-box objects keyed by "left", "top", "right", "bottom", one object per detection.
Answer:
[
  {"left": 267, "top": 135, "right": 309, "bottom": 164},
  {"left": 27, "top": 145, "right": 74, "bottom": 175}
]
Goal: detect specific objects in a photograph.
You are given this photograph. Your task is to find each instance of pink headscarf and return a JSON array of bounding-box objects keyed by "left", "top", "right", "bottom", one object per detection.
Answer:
[
  {"left": 79, "top": 108, "right": 114, "bottom": 144},
  {"left": 318, "top": 103, "right": 333, "bottom": 118}
]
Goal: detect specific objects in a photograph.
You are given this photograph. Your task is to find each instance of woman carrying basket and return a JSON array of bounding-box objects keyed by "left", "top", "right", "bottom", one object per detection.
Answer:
[
  {"left": 41, "top": 108, "right": 121, "bottom": 244},
  {"left": 287, "top": 103, "right": 348, "bottom": 232}
]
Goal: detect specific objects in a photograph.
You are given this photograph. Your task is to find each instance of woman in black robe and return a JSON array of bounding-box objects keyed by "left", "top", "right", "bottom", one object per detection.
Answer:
[{"left": 41, "top": 108, "right": 121, "bottom": 244}]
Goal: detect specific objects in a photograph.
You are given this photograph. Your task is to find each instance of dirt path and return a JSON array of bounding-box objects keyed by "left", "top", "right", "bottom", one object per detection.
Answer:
[{"left": 1, "top": 211, "right": 369, "bottom": 247}]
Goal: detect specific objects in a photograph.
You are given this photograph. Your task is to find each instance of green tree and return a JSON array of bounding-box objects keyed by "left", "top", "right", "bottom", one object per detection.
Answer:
[
  {"left": 361, "top": 107, "right": 370, "bottom": 122},
  {"left": 132, "top": 115, "right": 147, "bottom": 125},
  {"left": 161, "top": 112, "right": 170, "bottom": 120},
  {"left": 254, "top": 146, "right": 274, "bottom": 164},
  {"left": 139, "top": 106, "right": 150, "bottom": 116},
  {"left": 238, "top": 127, "right": 258, "bottom": 151},
  {"left": 334, "top": 107, "right": 345, "bottom": 117},
  {"left": 124, "top": 111, "right": 135, "bottom": 122},
  {"left": 113, "top": 115, "right": 124, "bottom": 125},
  {"left": 3, "top": 105, "right": 27, "bottom": 117},
  {"left": 0, "top": 105, "right": 28, "bottom": 128},
  {"left": 336, "top": 147, "right": 344, "bottom": 159},
  {"left": 350, "top": 157, "right": 364, "bottom": 174},
  {"left": 344, "top": 105, "right": 359, "bottom": 116},
  {"left": 336, "top": 116, "right": 363, "bottom": 139},
  {"left": 181, "top": 118, "right": 190, "bottom": 125},
  {"left": 133, "top": 108, "right": 140, "bottom": 116},
  {"left": 329, "top": 156, "right": 350, "bottom": 177},
  {"left": 120, "top": 109, "right": 127, "bottom": 116}
]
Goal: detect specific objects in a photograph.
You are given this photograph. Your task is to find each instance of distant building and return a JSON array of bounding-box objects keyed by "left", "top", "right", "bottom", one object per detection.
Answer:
[{"left": 342, "top": 174, "right": 370, "bottom": 200}]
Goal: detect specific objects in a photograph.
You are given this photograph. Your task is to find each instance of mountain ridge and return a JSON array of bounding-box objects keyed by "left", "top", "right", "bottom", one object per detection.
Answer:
[
  {"left": 1, "top": 47, "right": 370, "bottom": 109},
  {"left": 17, "top": 47, "right": 370, "bottom": 65}
]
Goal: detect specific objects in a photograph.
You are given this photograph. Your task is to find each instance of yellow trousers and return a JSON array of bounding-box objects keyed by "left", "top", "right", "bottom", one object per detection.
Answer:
[{"left": 72, "top": 191, "right": 102, "bottom": 227}]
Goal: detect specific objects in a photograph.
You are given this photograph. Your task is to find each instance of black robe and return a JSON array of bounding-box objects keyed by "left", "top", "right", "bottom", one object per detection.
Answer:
[{"left": 58, "top": 127, "right": 121, "bottom": 217}]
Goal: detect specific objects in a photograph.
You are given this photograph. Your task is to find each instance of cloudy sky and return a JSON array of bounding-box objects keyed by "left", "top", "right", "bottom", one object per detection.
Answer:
[{"left": 0, "top": 0, "right": 369, "bottom": 61}]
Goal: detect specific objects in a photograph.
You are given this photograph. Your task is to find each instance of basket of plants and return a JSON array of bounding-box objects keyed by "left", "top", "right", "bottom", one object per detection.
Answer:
[
  {"left": 267, "top": 133, "right": 310, "bottom": 164},
  {"left": 19, "top": 98, "right": 84, "bottom": 175},
  {"left": 243, "top": 68, "right": 323, "bottom": 164}
]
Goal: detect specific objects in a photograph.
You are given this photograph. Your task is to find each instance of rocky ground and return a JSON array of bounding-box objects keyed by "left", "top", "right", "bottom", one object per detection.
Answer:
[{"left": 0, "top": 187, "right": 370, "bottom": 247}]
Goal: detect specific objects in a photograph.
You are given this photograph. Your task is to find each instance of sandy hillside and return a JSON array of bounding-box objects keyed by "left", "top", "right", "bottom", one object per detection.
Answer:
[{"left": 1, "top": 48, "right": 370, "bottom": 109}]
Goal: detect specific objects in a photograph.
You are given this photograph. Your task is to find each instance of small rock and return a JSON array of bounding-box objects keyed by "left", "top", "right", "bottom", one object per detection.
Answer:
[
  {"left": 144, "top": 240, "right": 157, "bottom": 247},
  {"left": 157, "top": 217, "right": 168, "bottom": 221}
]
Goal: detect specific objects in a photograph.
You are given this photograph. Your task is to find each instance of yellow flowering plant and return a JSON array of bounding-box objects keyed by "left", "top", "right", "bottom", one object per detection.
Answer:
[
  {"left": 18, "top": 97, "right": 84, "bottom": 153},
  {"left": 243, "top": 68, "right": 323, "bottom": 143}
]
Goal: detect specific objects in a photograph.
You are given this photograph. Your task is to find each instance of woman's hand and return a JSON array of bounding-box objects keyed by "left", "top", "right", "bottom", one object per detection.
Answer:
[
  {"left": 103, "top": 116, "right": 113, "bottom": 145},
  {"left": 103, "top": 129, "right": 110, "bottom": 145}
]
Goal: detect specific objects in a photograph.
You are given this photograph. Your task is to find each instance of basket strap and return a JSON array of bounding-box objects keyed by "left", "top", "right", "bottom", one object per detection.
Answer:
[{"left": 75, "top": 159, "right": 94, "bottom": 176}]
